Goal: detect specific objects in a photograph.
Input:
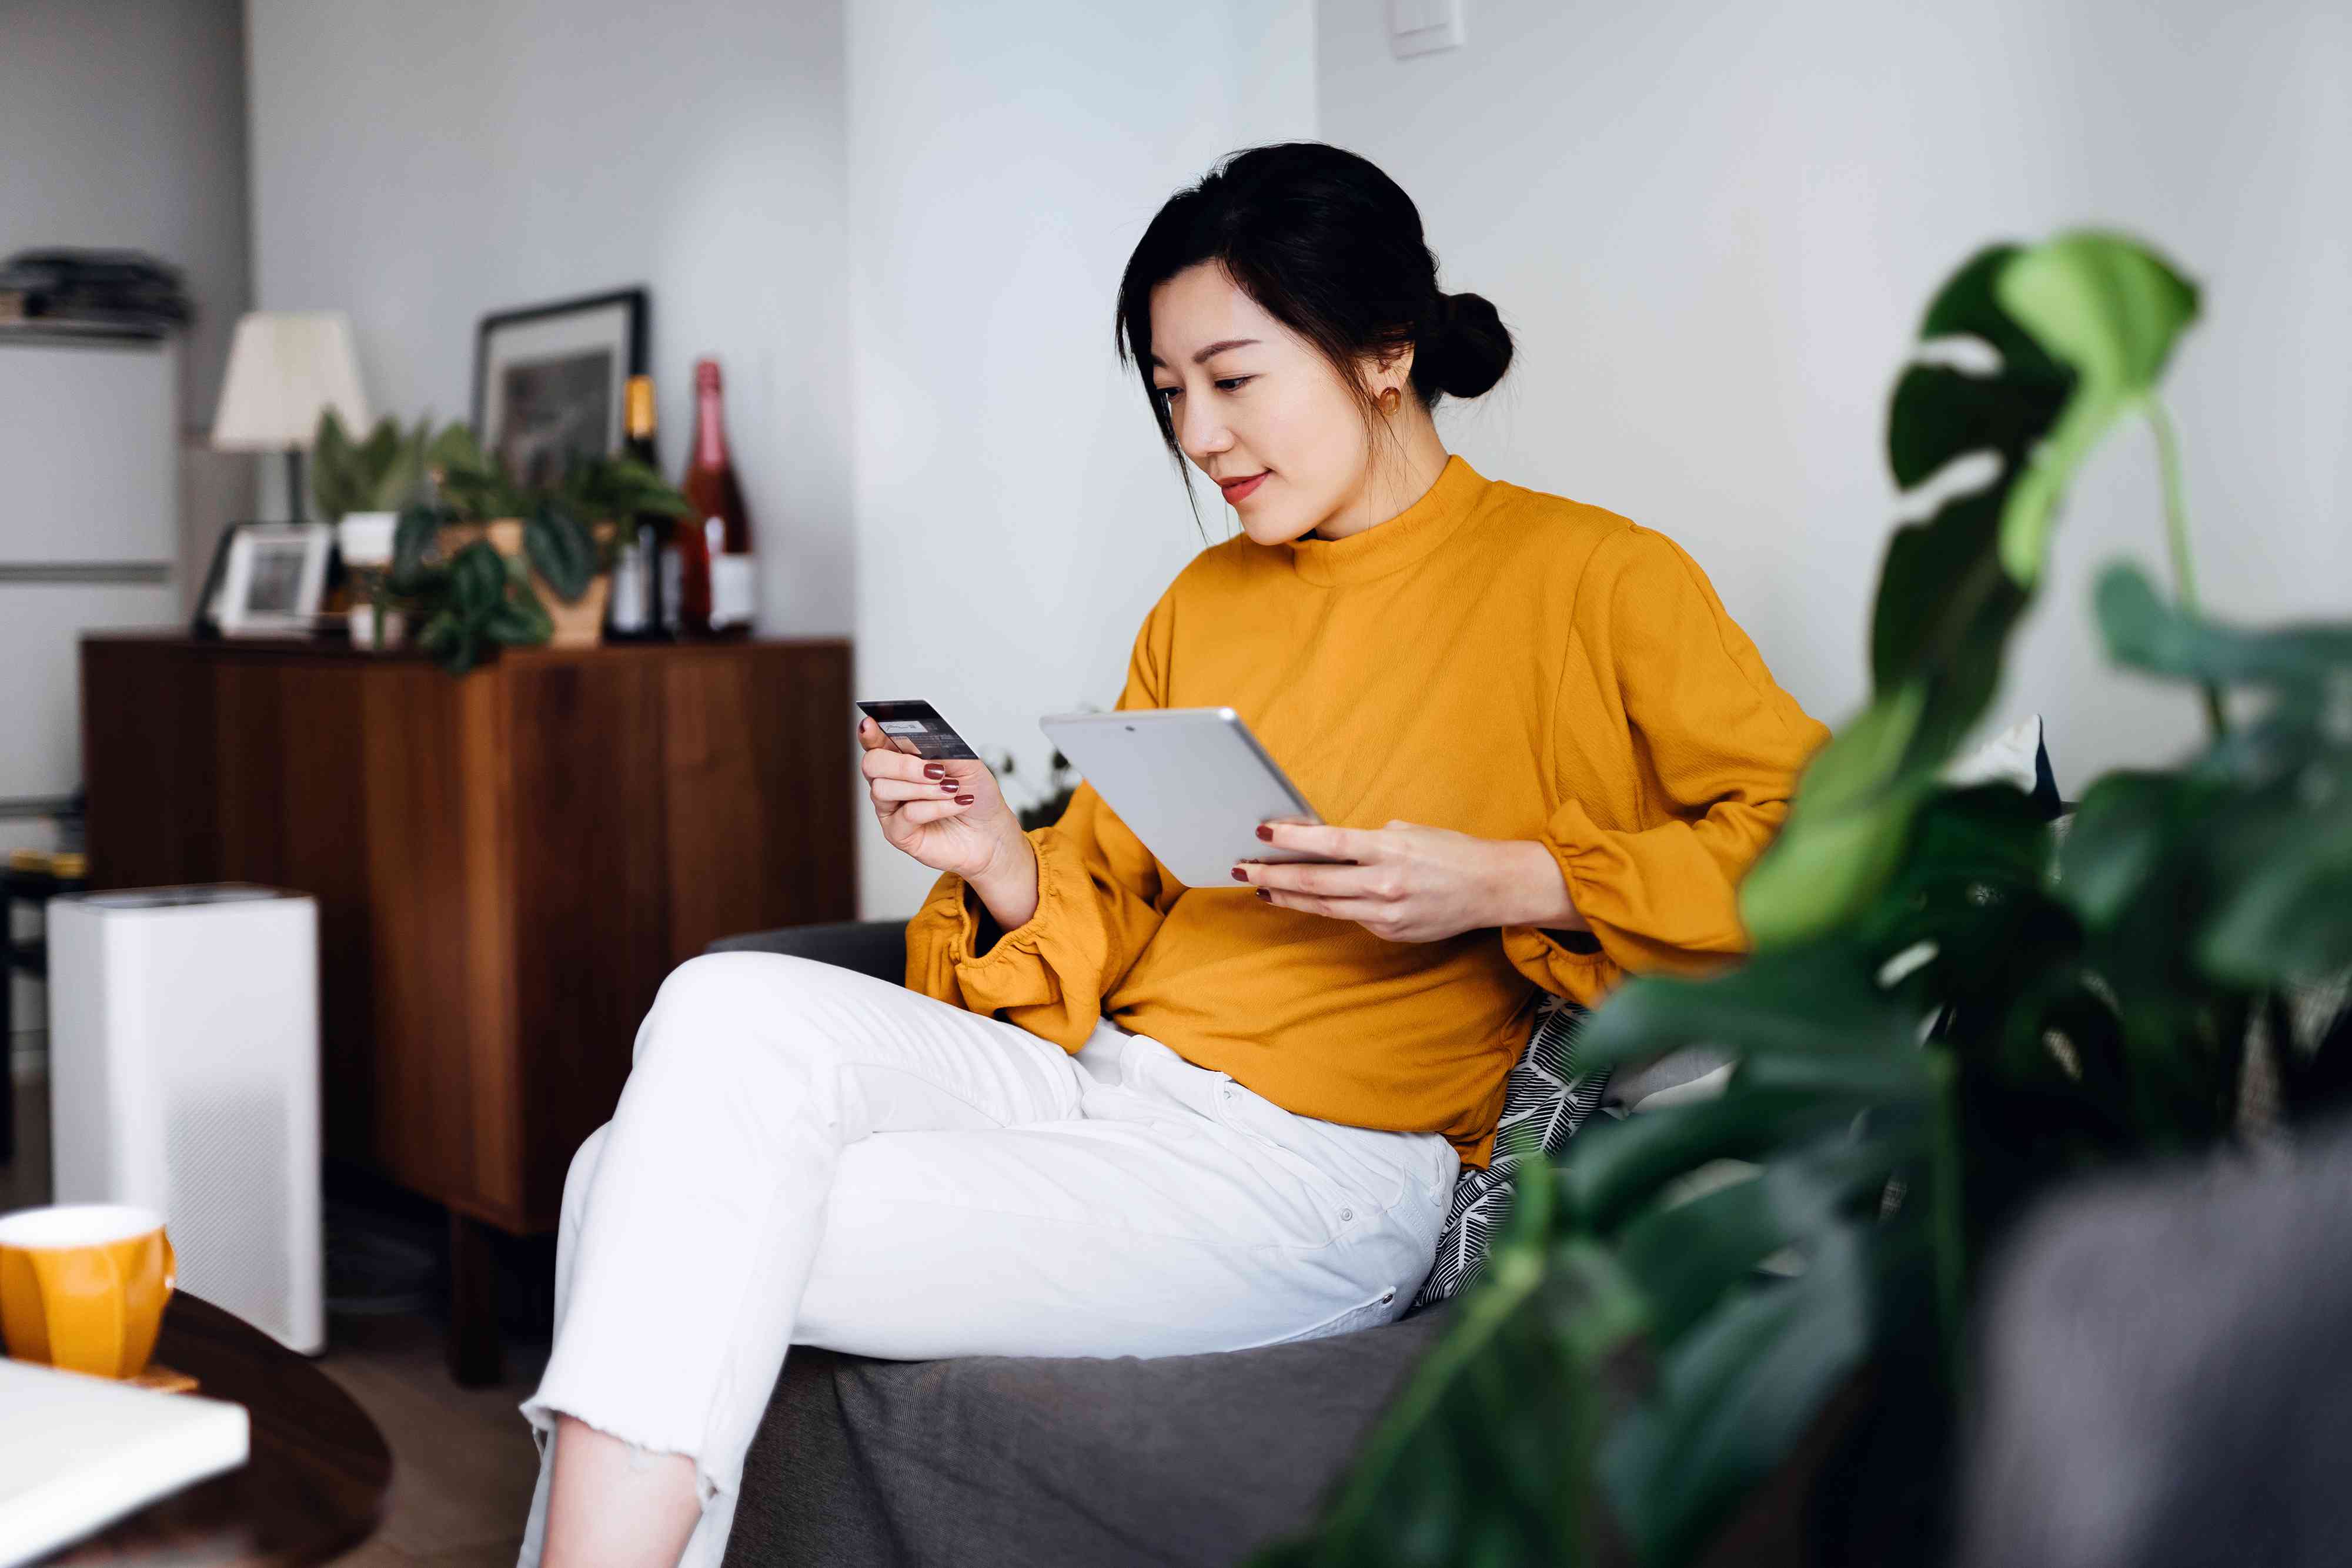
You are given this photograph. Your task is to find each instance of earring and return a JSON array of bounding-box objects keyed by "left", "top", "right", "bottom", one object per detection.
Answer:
[{"left": 1378, "top": 386, "right": 1401, "bottom": 415}]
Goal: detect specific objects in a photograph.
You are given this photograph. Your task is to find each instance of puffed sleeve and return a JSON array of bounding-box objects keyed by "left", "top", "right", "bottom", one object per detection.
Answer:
[
  {"left": 1502, "top": 525, "right": 1832, "bottom": 1003},
  {"left": 901, "top": 589, "right": 1181, "bottom": 1051}
]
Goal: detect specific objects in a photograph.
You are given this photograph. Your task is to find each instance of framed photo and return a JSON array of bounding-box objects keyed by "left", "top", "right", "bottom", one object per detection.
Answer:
[
  {"left": 472, "top": 286, "right": 647, "bottom": 492},
  {"left": 213, "top": 523, "right": 333, "bottom": 638}
]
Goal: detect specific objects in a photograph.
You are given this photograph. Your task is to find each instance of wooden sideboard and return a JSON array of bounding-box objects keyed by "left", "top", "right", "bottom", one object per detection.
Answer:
[{"left": 79, "top": 633, "right": 855, "bottom": 1380}]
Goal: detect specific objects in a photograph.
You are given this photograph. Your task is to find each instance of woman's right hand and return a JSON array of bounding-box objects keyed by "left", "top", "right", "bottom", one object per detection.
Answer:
[{"left": 858, "top": 716, "right": 1023, "bottom": 881}]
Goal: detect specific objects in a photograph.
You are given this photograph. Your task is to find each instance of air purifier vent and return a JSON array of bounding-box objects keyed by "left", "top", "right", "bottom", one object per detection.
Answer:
[{"left": 168, "top": 1088, "right": 292, "bottom": 1342}]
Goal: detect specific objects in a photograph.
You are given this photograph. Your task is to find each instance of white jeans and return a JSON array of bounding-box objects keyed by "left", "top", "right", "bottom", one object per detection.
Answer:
[{"left": 515, "top": 951, "right": 1459, "bottom": 1567}]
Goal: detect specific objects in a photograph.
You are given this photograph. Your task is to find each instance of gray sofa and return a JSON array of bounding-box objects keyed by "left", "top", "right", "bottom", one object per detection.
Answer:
[{"left": 707, "top": 919, "right": 1465, "bottom": 1568}]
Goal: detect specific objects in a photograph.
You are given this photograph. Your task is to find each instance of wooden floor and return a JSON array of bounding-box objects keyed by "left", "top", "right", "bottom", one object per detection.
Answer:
[
  {"left": 4, "top": 1069, "right": 552, "bottom": 1564},
  {"left": 313, "top": 1312, "right": 550, "bottom": 1567}
]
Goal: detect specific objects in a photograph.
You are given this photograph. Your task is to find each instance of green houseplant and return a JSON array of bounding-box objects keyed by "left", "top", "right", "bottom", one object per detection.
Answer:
[
  {"left": 377, "top": 424, "right": 689, "bottom": 675},
  {"left": 1257, "top": 231, "right": 2352, "bottom": 1567},
  {"left": 310, "top": 410, "right": 433, "bottom": 521}
]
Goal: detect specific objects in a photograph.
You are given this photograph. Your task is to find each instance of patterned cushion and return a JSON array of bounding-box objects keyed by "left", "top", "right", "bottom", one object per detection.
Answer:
[{"left": 1408, "top": 994, "right": 1607, "bottom": 1311}]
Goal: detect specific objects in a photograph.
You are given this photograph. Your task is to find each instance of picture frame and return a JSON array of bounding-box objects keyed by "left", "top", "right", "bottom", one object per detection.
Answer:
[
  {"left": 189, "top": 520, "right": 243, "bottom": 638},
  {"left": 213, "top": 522, "right": 333, "bottom": 638},
  {"left": 472, "top": 286, "right": 647, "bottom": 492}
]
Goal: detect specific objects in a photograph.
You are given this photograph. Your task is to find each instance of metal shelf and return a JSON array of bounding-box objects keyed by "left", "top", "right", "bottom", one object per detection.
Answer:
[
  {"left": 0, "top": 563, "right": 172, "bottom": 585},
  {"left": 0, "top": 324, "right": 172, "bottom": 349}
]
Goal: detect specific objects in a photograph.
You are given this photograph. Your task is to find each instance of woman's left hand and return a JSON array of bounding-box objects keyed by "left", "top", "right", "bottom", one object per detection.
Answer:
[{"left": 1234, "top": 820, "right": 1516, "bottom": 944}]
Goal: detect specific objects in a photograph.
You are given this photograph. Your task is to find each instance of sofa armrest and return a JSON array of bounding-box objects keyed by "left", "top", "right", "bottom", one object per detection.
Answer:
[{"left": 706, "top": 920, "right": 908, "bottom": 984}]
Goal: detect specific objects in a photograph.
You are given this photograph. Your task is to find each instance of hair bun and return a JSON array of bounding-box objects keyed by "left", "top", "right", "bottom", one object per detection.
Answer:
[{"left": 1430, "top": 291, "right": 1512, "bottom": 400}]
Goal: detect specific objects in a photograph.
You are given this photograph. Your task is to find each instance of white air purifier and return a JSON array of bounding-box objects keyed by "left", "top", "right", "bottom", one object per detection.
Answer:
[{"left": 46, "top": 885, "right": 324, "bottom": 1355}]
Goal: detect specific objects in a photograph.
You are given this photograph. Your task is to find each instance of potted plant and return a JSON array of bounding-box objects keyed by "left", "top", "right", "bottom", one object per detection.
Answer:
[
  {"left": 420, "top": 423, "right": 690, "bottom": 649},
  {"left": 311, "top": 410, "right": 433, "bottom": 649},
  {"left": 383, "top": 500, "right": 551, "bottom": 676},
  {"left": 372, "top": 425, "right": 692, "bottom": 674},
  {"left": 1257, "top": 232, "right": 2352, "bottom": 1567}
]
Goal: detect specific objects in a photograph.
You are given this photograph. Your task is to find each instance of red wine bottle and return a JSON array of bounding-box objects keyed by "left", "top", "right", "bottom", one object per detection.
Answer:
[{"left": 678, "top": 357, "right": 756, "bottom": 638}]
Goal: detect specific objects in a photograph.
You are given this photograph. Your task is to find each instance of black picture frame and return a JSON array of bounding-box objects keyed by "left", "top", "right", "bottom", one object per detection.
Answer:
[
  {"left": 470, "top": 285, "right": 649, "bottom": 490},
  {"left": 189, "top": 520, "right": 246, "bottom": 638},
  {"left": 191, "top": 520, "right": 337, "bottom": 640}
]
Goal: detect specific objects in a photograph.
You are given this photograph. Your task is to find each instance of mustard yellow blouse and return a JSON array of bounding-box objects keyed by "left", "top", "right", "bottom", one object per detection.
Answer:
[{"left": 904, "top": 455, "right": 1830, "bottom": 1167}]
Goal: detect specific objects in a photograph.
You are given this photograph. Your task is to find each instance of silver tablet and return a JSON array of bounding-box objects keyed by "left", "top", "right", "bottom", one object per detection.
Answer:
[{"left": 1038, "top": 707, "right": 1354, "bottom": 888}]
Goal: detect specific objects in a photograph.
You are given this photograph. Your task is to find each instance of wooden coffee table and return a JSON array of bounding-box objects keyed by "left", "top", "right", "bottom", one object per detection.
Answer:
[{"left": 48, "top": 1293, "right": 392, "bottom": 1565}]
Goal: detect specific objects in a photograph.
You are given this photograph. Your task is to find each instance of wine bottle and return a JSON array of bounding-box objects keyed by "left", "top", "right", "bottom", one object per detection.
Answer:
[
  {"left": 606, "top": 374, "right": 667, "bottom": 641},
  {"left": 678, "top": 357, "right": 756, "bottom": 638}
]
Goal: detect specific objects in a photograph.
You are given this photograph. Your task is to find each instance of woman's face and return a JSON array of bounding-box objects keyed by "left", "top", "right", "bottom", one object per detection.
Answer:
[{"left": 1147, "top": 262, "right": 1389, "bottom": 544}]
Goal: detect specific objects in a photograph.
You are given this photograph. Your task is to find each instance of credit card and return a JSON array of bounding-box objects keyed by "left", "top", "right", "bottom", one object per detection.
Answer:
[{"left": 856, "top": 699, "right": 981, "bottom": 761}]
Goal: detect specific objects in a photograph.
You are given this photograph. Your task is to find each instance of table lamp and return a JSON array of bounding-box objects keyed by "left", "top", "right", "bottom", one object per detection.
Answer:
[{"left": 209, "top": 311, "right": 368, "bottom": 522}]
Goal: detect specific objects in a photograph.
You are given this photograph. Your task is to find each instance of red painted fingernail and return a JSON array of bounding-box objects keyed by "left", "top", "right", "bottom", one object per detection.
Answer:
[
  {"left": 955, "top": 794, "right": 974, "bottom": 805},
  {"left": 1255, "top": 888, "right": 1270, "bottom": 901},
  {"left": 1256, "top": 824, "right": 1272, "bottom": 841},
  {"left": 939, "top": 778, "right": 958, "bottom": 790},
  {"left": 924, "top": 763, "right": 944, "bottom": 778},
  {"left": 1231, "top": 867, "right": 1248, "bottom": 881}
]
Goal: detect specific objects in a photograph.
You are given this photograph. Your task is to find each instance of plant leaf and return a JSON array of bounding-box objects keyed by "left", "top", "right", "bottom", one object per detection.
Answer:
[
  {"left": 2094, "top": 560, "right": 2352, "bottom": 689},
  {"left": 1248, "top": 1162, "right": 1638, "bottom": 1567},
  {"left": 1613, "top": 1115, "right": 1925, "bottom": 1354},
  {"left": 2200, "top": 861, "right": 2352, "bottom": 991},
  {"left": 449, "top": 540, "right": 506, "bottom": 617},
  {"left": 1573, "top": 938, "right": 1927, "bottom": 1079},
  {"left": 1746, "top": 233, "right": 2197, "bottom": 950},
  {"left": 525, "top": 500, "right": 596, "bottom": 602},
  {"left": 311, "top": 407, "right": 358, "bottom": 519},
  {"left": 2196, "top": 765, "right": 2352, "bottom": 986},
  {"left": 2056, "top": 770, "right": 2184, "bottom": 927},
  {"left": 1738, "top": 686, "right": 1932, "bottom": 947},
  {"left": 1601, "top": 1225, "right": 1880, "bottom": 1568},
  {"left": 1563, "top": 1090, "right": 1879, "bottom": 1235},
  {"left": 369, "top": 416, "right": 430, "bottom": 512},
  {"left": 1994, "top": 235, "right": 2199, "bottom": 587}
]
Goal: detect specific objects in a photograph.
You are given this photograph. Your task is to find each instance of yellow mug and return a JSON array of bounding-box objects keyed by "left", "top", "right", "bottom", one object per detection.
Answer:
[{"left": 0, "top": 1203, "right": 177, "bottom": 1379}]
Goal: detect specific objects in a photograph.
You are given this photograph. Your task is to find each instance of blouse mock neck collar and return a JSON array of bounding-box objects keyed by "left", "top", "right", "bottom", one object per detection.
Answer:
[{"left": 1282, "top": 454, "right": 1488, "bottom": 586}]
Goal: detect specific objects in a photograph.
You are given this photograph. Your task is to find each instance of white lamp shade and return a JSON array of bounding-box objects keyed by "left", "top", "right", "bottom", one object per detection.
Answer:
[{"left": 209, "top": 311, "right": 369, "bottom": 451}]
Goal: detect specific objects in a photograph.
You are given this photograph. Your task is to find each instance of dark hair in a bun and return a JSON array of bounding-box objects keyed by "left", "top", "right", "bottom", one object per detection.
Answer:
[
  {"left": 1425, "top": 290, "right": 1512, "bottom": 400},
  {"left": 1115, "top": 142, "right": 1513, "bottom": 492}
]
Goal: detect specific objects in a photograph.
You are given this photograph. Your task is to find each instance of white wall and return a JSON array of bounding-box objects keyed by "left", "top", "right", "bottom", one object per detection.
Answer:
[
  {"left": 243, "top": 0, "right": 854, "bottom": 639},
  {"left": 0, "top": 0, "right": 256, "bottom": 596},
  {"left": 2, "top": 0, "right": 254, "bottom": 1061},
  {"left": 243, "top": 0, "right": 1318, "bottom": 921},
  {"left": 1318, "top": 0, "right": 2350, "bottom": 794},
  {"left": 846, "top": 0, "right": 1317, "bottom": 920}
]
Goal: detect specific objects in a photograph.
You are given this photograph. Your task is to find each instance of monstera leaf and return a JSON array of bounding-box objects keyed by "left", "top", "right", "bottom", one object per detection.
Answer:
[
  {"left": 2067, "top": 565, "right": 2352, "bottom": 992},
  {"left": 1265, "top": 228, "right": 2350, "bottom": 1568},
  {"left": 1994, "top": 235, "right": 2201, "bottom": 584},
  {"left": 1740, "top": 235, "right": 2199, "bottom": 948}
]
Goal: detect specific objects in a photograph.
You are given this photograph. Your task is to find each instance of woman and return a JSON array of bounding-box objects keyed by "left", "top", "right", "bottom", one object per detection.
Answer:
[{"left": 517, "top": 141, "right": 1830, "bottom": 1567}]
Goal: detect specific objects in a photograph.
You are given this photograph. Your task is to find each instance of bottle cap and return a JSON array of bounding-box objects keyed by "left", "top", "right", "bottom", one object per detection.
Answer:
[
  {"left": 694, "top": 357, "right": 722, "bottom": 392},
  {"left": 8, "top": 848, "right": 53, "bottom": 874},
  {"left": 51, "top": 851, "right": 88, "bottom": 880}
]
